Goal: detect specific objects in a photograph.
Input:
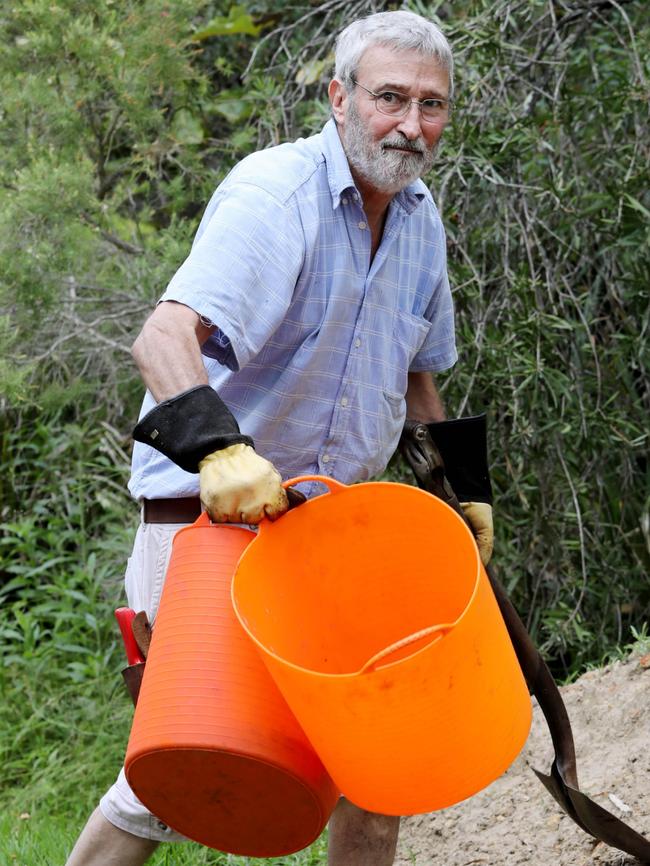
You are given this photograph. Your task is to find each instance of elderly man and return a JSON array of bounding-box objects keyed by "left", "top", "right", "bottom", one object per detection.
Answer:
[{"left": 66, "top": 9, "right": 492, "bottom": 866}]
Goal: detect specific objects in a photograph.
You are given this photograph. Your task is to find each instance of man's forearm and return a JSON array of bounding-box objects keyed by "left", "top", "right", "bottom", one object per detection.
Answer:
[
  {"left": 405, "top": 371, "right": 446, "bottom": 422},
  {"left": 131, "top": 301, "right": 213, "bottom": 402}
]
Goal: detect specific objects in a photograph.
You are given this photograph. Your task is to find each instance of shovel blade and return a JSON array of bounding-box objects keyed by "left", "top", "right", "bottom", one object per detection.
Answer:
[
  {"left": 121, "top": 663, "right": 145, "bottom": 706},
  {"left": 534, "top": 765, "right": 650, "bottom": 861}
]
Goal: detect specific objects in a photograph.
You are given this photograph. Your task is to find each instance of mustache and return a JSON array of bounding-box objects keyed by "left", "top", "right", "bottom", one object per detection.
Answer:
[{"left": 381, "top": 137, "right": 425, "bottom": 155}]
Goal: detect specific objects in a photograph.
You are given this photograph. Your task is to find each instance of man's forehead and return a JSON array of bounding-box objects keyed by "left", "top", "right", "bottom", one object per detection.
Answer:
[{"left": 355, "top": 43, "right": 448, "bottom": 91}]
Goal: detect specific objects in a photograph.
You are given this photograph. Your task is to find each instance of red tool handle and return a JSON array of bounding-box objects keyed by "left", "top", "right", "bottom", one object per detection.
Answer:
[{"left": 115, "top": 607, "right": 145, "bottom": 666}]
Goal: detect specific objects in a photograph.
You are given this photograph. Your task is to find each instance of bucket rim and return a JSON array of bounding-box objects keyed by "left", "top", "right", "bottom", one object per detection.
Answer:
[
  {"left": 170, "top": 517, "right": 257, "bottom": 542},
  {"left": 126, "top": 743, "right": 335, "bottom": 801},
  {"left": 231, "top": 478, "right": 484, "bottom": 679}
]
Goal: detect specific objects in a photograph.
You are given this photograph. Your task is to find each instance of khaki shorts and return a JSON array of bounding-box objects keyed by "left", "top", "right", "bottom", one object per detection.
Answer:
[{"left": 100, "top": 520, "right": 190, "bottom": 842}]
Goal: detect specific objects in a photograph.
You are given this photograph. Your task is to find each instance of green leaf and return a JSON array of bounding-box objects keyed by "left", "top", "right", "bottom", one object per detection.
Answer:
[
  {"left": 211, "top": 88, "right": 252, "bottom": 124},
  {"left": 295, "top": 56, "right": 332, "bottom": 86},
  {"left": 193, "top": 5, "right": 261, "bottom": 41},
  {"left": 623, "top": 193, "right": 650, "bottom": 221},
  {"left": 170, "top": 108, "right": 204, "bottom": 145}
]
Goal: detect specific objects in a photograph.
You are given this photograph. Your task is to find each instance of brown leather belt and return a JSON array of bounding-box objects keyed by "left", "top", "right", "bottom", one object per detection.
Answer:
[{"left": 142, "top": 497, "right": 202, "bottom": 524}]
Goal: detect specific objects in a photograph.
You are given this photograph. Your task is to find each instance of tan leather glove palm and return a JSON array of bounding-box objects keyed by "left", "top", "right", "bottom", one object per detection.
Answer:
[
  {"left": 199, "top": 443, "right": 288, "bottom": 524},
  {"left": 460, "top": 502, "right": 493, "bottom": 566}
]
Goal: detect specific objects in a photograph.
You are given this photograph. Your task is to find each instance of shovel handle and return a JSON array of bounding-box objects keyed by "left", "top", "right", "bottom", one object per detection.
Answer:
[
  {"left": 359, "top": 623, "right": 454, "bottom": 674},
  {"left": 115, "top": 608, "right": 145, "bottom": 666}
]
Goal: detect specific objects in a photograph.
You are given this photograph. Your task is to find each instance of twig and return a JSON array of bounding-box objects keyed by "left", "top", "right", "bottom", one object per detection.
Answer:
[{"left": 80, "top": 212, "right": 144, "bottom": 255}]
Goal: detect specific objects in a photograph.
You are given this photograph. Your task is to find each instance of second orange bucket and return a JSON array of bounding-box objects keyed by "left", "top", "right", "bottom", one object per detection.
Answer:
[
  {"left": 124, "top": 513, "right": 338, "bottom": 856},
  {"left": 232, "top": 476, "right": 532, "bottom": 816}
]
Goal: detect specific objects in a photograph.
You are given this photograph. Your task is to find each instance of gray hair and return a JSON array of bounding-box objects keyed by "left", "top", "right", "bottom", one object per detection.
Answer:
[{"left": 334, "top": 10, "right": 454, "bottom": 99}]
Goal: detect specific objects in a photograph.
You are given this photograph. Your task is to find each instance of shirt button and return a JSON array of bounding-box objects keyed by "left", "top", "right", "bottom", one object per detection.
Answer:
[
  {"left": 322, "top": 454, "right": 330, "bottom": 464},
  {"left": 341, "top": 397, "right": 349, "bottom": 407},
  {"left": 358, "top": 221, "right": 367, "bottom": 229},
  {"left": 341, "top": 197, "right": 348, "bottom": 204},
  {"left": 354, "top": 338, "right": 361, "bottom": 348}
]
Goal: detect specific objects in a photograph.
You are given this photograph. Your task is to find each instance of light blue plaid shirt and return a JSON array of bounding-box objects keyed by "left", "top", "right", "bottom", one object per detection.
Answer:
[{"left": 129, "top": 119, "right": 457, "bottom": 499}]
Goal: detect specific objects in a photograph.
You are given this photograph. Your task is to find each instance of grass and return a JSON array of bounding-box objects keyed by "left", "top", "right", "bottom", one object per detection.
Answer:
[
  {"left": 626, "top": 624, "right": 650, "bottom": 657},
  {"left": 2, "top": 812, "right": 73, "bottom": 866},
  {"left": 0, "top": 811, "right": 328, "bottom": 865},
  {"left": 1, "top": 643, "right": 330, "bottom": 864},
  {"left": 605, "top": 623, "right": 650, "bottom": 666}
]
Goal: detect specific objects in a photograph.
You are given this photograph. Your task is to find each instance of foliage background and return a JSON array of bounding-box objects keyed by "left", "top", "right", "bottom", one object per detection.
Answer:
[{"left": 1, "top": 0, "right": 648, "bottom": 861}]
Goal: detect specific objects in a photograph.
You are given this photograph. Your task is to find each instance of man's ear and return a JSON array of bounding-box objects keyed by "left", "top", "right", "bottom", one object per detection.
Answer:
[{"left": 328, "top": 78, "right": 347, "bottom": 125}]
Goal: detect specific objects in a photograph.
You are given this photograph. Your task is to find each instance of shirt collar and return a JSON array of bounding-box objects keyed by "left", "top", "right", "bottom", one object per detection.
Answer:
[{"left": 320, "top": 118, "right": 427, "bottom": 215}]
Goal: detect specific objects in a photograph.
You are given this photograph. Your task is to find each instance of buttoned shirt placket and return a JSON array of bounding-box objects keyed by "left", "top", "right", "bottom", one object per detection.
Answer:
[{"left": 321, "top": 190, "right": 408, "bottom": 479}]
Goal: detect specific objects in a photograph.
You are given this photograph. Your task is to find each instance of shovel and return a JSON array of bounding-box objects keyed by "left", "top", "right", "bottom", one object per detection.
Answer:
[{"left": 400, "top": 420, "right": 650, "bottom": 862}]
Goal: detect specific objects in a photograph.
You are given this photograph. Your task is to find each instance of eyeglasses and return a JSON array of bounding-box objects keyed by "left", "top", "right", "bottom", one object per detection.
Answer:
[{"left": 351, "top": 78, "right": 452, "bottom": 122}]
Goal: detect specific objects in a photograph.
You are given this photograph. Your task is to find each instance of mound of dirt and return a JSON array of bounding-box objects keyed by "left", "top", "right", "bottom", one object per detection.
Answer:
[{"left": 396, "top": 656, "right": 650, "bottom": 866}]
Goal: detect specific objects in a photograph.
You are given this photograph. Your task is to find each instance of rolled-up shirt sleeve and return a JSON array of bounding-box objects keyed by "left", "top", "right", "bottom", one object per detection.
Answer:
[{"left": 160, "top": 181, "right": 305, "bottom": 370}]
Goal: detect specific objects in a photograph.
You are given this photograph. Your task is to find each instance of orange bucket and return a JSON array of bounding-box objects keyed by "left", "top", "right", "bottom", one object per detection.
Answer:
[
  {"left": 232, "top": 476, "right": 532, "bottom": 816},
  {"left": 124, "top": 513, "right": 338, "bottom": 856}
]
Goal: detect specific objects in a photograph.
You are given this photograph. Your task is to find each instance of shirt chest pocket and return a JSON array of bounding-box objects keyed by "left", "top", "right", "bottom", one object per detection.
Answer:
[{"left": 383, "top": 309, "right": 430, "bottom": 400}]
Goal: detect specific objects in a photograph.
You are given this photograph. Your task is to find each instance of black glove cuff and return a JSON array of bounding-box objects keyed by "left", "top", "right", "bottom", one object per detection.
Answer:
[
  {"left": 133, "top": 385, "right": 254, "bottom": 474},
  {"left": 426, "top": 414, "right": 493, "bottom": 504}
]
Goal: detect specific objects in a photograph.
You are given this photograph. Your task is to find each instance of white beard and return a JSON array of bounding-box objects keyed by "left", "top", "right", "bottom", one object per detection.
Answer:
[{"left": 342, "top": 97, "right": 437, "bottom": 194}]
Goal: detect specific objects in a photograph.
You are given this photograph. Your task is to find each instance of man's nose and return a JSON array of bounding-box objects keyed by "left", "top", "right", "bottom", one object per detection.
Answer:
[{"left": 395, "top": 102, "right": 423, "bottom": 139}]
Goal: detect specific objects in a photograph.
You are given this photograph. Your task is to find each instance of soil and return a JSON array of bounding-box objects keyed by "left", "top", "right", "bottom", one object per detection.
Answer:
[{"left": 396, "top": 655, "right": 650, "bottom": 866}]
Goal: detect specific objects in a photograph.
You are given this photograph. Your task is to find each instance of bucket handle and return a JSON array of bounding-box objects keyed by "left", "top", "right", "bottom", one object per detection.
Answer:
[
  {"left": 282, "top": 475, "right": 348, "bottom": 495},
  {"left": 359, "top": 623, "right": 454, "bottom": 674},
  {"left": 189, "top": 478, "right": 338, "bottom": 532},
  {"left": 257, "top": 475, "right": 349, "bottom": 534}
]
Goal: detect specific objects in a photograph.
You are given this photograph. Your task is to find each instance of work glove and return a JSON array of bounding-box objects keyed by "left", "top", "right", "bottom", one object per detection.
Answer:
[
  {"left": 458, "top": 501, "right": 493, "bottom": 566},
  {"left": 199, "top": 443, "right": 288, "bottom": 524},
  {"left": 427, "top": 415, "right": 494, "bottom": 566},
  {"left": 133, "top": 385, "right": 288, "bottom": 524}
]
